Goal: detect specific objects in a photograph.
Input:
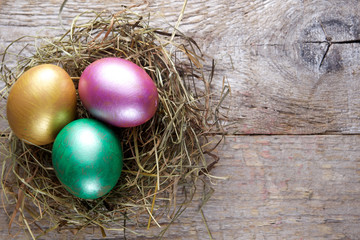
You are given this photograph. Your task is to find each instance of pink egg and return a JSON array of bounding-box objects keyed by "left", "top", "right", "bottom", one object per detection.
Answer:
[{"left": 79, "top": 57, "right": 158, "bottom": 127}]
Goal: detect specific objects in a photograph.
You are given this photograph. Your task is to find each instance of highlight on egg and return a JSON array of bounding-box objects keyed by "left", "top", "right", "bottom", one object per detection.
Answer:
[
  {"left": 6, "top": 64, "right": 77, "bottom": 145},
  {"left": 52, "top": 118, "right": 123, "bottom": 200},
  {"left": 79, "top": 57, "right": 159, "bottom": 128}
]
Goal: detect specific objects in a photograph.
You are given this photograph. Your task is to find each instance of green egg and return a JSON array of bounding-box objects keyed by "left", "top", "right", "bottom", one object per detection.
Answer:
[{"left": 52, "top": 118, "right": 123, "bottom": 199}]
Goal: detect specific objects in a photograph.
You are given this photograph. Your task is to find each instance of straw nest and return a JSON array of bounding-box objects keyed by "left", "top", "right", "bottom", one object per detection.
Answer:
[{"left": 0, "top": 6, "right": 227, "bottom": 239}]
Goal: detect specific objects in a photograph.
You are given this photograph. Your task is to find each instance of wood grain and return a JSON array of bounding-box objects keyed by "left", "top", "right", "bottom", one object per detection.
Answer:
[
  {"left": 1, "top": 0, "right": 360, "bottom": 134},
  {"left": 1, "top": 136, "right": 360, "bottom": 239},
  {"left": 1, "top": 0, "right": 360, "bottom": 240}
]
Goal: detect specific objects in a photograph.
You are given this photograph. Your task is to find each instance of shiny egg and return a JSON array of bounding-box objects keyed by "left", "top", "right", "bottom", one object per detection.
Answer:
[
  {"left": 52, "top": 118, "right": 123, "bottom": 199},
  {"left": 6, "top": 64, "right": 77, "bottom": 145},
  {"left": 79, "top": 57, "right": 159, "bottom": 128}
]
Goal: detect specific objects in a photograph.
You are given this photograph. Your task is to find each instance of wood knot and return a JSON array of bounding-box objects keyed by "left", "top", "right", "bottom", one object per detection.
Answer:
[{"left": 299, "top": 17, "right": 360, "bottom": 73}]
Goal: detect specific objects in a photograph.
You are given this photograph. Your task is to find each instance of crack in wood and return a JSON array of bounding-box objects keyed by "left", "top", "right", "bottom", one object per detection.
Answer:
[
  {"left": 299, "top": 17, "right": 360, "bottom": 72},
  {"left": 302, "top": 38, "right": 360, "bottom": 70},
  {"left": 319, "top": 42, "right": 331, "bottom": 69},
  {"left": 303, "top": 40, "right": 360, "bottom": 44},
  {"left": 331, "top": 39, "right": 360, "bottom": 44},
  {"left": 312, "top": 21, "right": 360, "bottom": 70}
]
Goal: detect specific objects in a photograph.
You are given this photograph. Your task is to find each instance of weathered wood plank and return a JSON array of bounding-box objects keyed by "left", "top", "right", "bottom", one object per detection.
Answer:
[
  {"left": 1, "top": 135, "right": 360, "bottom": 239},
  {"left": 1, "top": 1, "right": 360, "bottom": 240},
  {"left": 202, "top": 135, "right": 360, "bottom": 240},
  {"left": 2, "top": 0, "right": 360, "bottom": 134}
]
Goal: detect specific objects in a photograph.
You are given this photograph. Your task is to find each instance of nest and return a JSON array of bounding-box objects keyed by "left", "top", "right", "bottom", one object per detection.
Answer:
[{"left": 0, "top": 7, "right": 227, "bottom": 239}]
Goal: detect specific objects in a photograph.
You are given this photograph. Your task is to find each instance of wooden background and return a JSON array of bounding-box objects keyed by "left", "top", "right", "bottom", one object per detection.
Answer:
[{"left": 1, "top": 0, "right": 360, "bottom": 239}]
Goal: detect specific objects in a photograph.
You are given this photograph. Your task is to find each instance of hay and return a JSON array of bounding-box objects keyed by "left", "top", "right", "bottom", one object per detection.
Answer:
[{"left": 0, "top": 6, "right": 227, "bottom": 239}]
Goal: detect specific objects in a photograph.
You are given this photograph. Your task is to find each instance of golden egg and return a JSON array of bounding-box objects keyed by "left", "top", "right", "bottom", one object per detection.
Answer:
[{"left": 6, "top": 64, "right": 77, "bottom": 145}]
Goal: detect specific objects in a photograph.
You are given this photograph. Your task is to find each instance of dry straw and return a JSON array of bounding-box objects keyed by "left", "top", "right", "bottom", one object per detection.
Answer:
[{"left": 0, "top": 5, "right": 228, "bottom": 239}]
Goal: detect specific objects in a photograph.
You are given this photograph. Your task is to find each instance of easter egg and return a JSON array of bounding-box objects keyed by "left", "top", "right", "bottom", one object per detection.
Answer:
[
  {"left": 79, "top": 57, "right": 158, "bottom": 128},
  {"left": 6, "top": 64, "right": 77, "bottom": 145},
  {"left": 52, "top": 118, "right": 123, "bottom": 199}
]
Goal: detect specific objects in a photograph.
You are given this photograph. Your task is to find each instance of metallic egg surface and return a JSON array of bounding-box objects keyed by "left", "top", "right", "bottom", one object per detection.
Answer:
[
  {"left": 52, "top": 118, "right": 123, "bottom": 200},
  {"left": 79, "top": 57, "right": 158, "bottom": 128},
  {"left": 6, "top": 64, "right": 77, "bottom": 145}
]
